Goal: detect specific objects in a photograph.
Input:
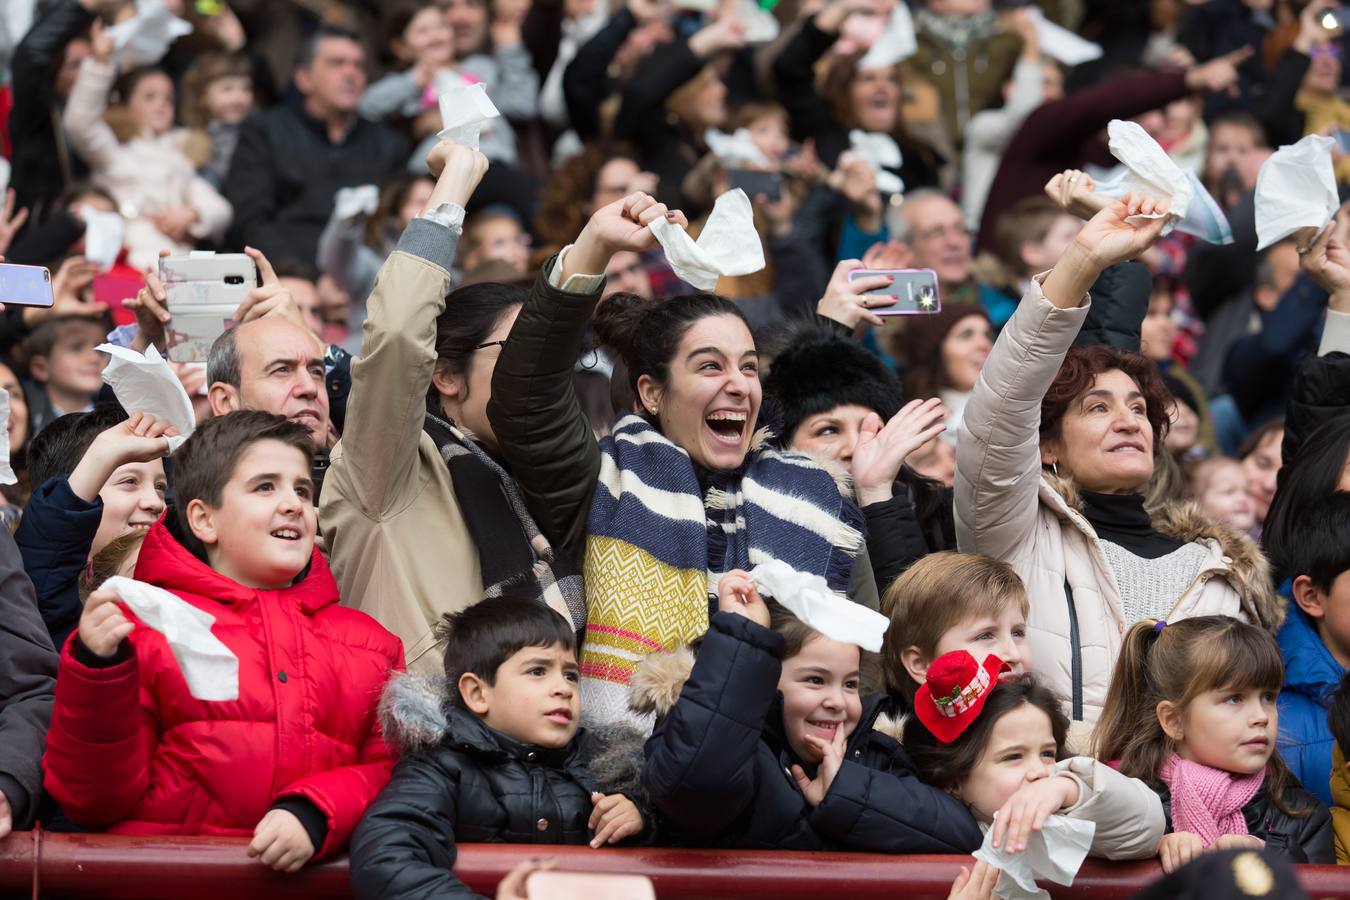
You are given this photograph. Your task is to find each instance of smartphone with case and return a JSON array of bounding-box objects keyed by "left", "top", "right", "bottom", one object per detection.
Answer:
[
  {"left": 0, "top": 263, "right": 54, "bottom": 308},
  {"left": 160, "top": 253, "right": 257, "bottom": 363},
  {"left": 728, "top": 169, "right": 782, "bottom": 202},
  {"left": 525, "top": 871, "right": 655, "bottom": 900},
  {"left": 848, "top": 268, "right": 941, "bottom": 316}
]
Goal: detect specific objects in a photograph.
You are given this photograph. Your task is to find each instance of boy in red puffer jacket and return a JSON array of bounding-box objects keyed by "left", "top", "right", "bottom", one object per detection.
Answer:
[{"left": 42, "top": 411, "right": 405, "bottom": 872}]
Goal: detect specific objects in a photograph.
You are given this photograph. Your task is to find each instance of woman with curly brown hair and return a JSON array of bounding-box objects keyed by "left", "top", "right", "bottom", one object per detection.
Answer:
[
  {"left": 531, "top": 142, "right": 655, "bottom": 262},
  {"left": 955, "top": 194, "right": 1284, "bottom": 730}
]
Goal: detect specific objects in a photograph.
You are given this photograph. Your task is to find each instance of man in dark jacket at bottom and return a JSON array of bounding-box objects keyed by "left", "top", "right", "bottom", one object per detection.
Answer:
[{"left": 0, "top": 527, "right": 58, "bottom": 837}]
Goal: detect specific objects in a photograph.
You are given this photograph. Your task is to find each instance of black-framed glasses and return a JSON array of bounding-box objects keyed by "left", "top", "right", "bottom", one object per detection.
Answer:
[{"left": 473, "top": 339, "right": 508, "bottom": 352}]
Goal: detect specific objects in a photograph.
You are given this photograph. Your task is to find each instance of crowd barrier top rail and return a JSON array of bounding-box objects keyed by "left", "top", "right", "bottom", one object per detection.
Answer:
[{"left": 3, "top": 832, "right": 1350, "bottom": 899}]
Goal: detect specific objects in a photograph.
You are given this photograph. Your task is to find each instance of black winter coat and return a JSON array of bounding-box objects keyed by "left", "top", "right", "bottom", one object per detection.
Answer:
[
  {"left": 349, "top": 673, "right": 649, "bottom": 900},
  {"left": 1153, "top": 780, "right": 1334, "bottom": 865},
  {"left": 15, "top": 477, "right": 102, "bottom": 653},
  {"left": 640, "top": 611, "right": 982, "bottom": 852}
]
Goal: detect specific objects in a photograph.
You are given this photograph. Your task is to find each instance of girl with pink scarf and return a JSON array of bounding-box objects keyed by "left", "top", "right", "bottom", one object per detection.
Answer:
[{"left": 1094, "top": 616, "right": 1333, "bottom": 872}]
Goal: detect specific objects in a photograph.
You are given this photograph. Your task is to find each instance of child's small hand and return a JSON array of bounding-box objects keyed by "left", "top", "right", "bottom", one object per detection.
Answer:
[
  {"left": 1159, "top": 831, "right": 1206, "bottom": 874},
  {"left": 77, "top": 587, "right": 134, "bottom": 659},
  {"left": 588, "top": 793, "right": 643, "bottom": 847},
  {"left": 948, "top": 860, "right": 1001, "bottom": 900},
  {"left": 247, "top": 809, "right": 316, "bottom": 873},
  {"left": 1210, "top": 834, "right": 1264, "bottom": 852},
  {"left": 495, "top": 857, "right": 558, "bottom": 899},
  {"left": 716, "top": 569, "right": 770, "bottom": 627},
  {"left": 791, "top": 721, "right": 847, "bottom": 807},
  {"left": 992, "top": 772, "right": 1079, "bottom": 853}
]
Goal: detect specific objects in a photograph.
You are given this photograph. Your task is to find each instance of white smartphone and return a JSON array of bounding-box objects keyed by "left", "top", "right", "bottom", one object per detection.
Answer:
[
  {"left": 160, "top": 253, "right": 257, "bottom": 363},
  {"left": 0, "top": 263, "right": 55, "bottom": 308}
]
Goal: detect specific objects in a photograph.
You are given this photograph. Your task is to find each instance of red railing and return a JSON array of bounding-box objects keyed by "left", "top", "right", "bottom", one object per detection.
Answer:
[{"left": 2, "top": 832, "right": 1349, "bottom": 899}]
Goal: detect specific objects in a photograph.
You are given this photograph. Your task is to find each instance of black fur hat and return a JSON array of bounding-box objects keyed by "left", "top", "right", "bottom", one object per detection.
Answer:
[{"left": 763, "top": 324, "right": 903, "bottom": 445}]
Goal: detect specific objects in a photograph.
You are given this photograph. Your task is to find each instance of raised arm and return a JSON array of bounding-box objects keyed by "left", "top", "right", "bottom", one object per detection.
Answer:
[{"left": 60, "top": 28, "right": 120, "bottom": 172}]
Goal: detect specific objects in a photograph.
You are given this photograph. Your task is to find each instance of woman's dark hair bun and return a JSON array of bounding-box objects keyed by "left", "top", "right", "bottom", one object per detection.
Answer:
[{"left": 591, "top": 291, "right": 657, "bottom": 363}]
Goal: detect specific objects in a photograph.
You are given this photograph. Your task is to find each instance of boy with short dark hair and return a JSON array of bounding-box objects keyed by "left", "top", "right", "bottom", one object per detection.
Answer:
[
  {"left": 43, "top": 411, "right": 404, "bottom": 871},
  {"left": 22, "top": 315, "right": 108, "bottom": 435},
  {"left": 349, "top": 596, "right": 649, "bottom": 900},
  {"left": 1277, "top": 492, "right": 1350, "bottom": 806}
]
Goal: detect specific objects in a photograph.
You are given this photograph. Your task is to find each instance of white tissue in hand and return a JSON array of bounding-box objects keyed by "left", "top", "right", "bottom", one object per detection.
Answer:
[
  {"left": 750, "top": 559, "right": 890, "bottom": 652},
  {"left": 649, "top": 188, "right": 765, "bottom": 290},
  {"left": 739, "top": 0, "right": 780, "bottom": 43},
  {"left": 104, "top": 0, "right": 192, "bottom": 68},
  {"left": 858, "top": 3, "right": 917, "bottom": 68},
  {"left": 334, "top": 185, "right": 379, "bottom": 223},
  {"left": 1026, "top": 7, "right": 1101, "bottom": 66},
  {"left": 1255, "top": 134, "right": 1340, "bottom": 251},
  {"left": 80, "top": 205, "right": 125, "bottom": 271},
  {"left": 0, "top": 389, "right": 15, "bottom": 486},
  {"left": 98, "top": 344, "right": 197, "bottom": 440},
  {"left": 438, "top": 82, "right": 501, "bottom": 150},
  {"left": 101, "top": 576, "right": 239, "bottom": 701},
  {"left": 705, "top": 128, "right": 772, "bottom": 167},
  {"left": 847, "top": 131, "right": 905, "bottom": 195},
  {"left": 973, "top": 814, "right": 1095, "bottom": 900}
]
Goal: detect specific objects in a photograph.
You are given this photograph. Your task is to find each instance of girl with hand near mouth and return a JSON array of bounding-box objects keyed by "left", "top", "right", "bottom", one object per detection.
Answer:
[{"left": 1093, "top": 616, "right": 1332, "bottom": 871}]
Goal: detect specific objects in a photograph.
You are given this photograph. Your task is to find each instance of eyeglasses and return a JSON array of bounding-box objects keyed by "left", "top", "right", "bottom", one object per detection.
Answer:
[{"left": 473, "top": 339, "right": 508, "bottom": 352}]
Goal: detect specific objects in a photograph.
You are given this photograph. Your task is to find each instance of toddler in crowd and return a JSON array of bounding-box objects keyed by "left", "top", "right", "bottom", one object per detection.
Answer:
[
  {"left": 1093, "top": 616, "right": 1332, "bottom": 871},
  {"left": 43, "top": 412, "right": 403, "bottom": 870},
  {"left": 22, "top": 315, "right": 108, "bottom": 434},
  {"left": 17, "top": 406, "right": 175, "bottom": 652},
  {"left": 1276, "top": 493, "right": 1350, "bottom": 806},
  {"left": 903, "top": 653, "right": 1166, "bottom": 862},
  {"left": 350, "top": 596, "right": 649, "bottom": 899},
  {"left": 458, "top": 207, "right": 532, "bottom": 277},
  {"left": 178, "top": 53, "right": 256, "bottom": 190},
  {"left": 638, "top": 569, "right": 982, "bottom": 853},
  {"left": 1188, "top": 457, "right": 1256, "bottom": 536}
]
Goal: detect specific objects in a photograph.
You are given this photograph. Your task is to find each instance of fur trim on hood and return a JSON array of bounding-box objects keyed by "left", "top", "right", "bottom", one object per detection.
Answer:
[
  {"left": 628, "top": 647, "right": 695, "bottom": 719},
  {"left": 1041, "top": 473, "right": 1284, "bottom": 631}
]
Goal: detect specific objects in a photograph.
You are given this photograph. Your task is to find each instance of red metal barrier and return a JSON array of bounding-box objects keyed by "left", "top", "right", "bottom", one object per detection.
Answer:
[{"left": 2, "top": 832, "right": 1349, "bottom": 899}]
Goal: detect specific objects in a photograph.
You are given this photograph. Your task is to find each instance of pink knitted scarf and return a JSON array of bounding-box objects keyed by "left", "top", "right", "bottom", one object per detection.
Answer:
[{"left": 1159, "top": 753, "right": 1266, "bottom": 845}]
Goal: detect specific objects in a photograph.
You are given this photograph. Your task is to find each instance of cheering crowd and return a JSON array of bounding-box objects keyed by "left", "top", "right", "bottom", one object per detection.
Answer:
[{"left": 1, "top": 0, "right": 1350, "bottom": 896}]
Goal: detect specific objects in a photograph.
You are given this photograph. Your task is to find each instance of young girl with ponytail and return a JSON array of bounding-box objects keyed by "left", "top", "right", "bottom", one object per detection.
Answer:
[{"left": 1093, "top": 616, "right": 1333, "bottom": 872}]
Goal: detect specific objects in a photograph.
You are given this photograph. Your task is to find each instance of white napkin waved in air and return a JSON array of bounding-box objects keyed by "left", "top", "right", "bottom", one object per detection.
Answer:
[
  {"left": 98, "top": 343, "right": 195, "bottom": 448},
  {"left": 1094, "top": 120, "right": 1233, "bottom": 244},
  {"left": 751, "top": 559, "right": 890, "bottom": 652},
  {"left": 1255, "top": 134, "right": 1340, "bottom": 251},
  {"left": 334, "top": 185, "right": 379, "bottom": 223},
  {"left": 100, "top": 576, "right": 240, "bottom": 702},
  {"left": 846, "top": 130, "right": 905, "bottom": 195},
  {"left": 80, "top": 205, "right": 125, "bottom": 271},
  {"left": 1025, "top": 7, "right": 1101, "bottom": 67},
  {"left": 858, "top": 2, "right": 917, "bottom": 69},
  {"left": 648, "top": 188, "right": 766, "bottom": 291},
  {"left": 704, "top": 128, "right": 772, "bottom": 167},
  {"left": 438, "top": 82, "right": 501, "bottom": 150},
  {"left": 104, "top": 0, "right": 192, "bottom": 68},
  {"left": 0, "top": 389, "right": 15, "bottom": 485},
  {"left": 974, "top": 814, "right": 1096, "bottom": 900},
  {"left": 739, "top": 0, "right": 780, "bottom": 43}
]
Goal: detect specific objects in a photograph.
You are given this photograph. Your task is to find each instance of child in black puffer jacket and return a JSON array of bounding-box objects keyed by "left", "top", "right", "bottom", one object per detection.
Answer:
[
  {"left": 638, "top": 569, "right": 982, "bottom": 853},
  {"left": 349, "top": 597, "right": 650, "bottom": 900}
]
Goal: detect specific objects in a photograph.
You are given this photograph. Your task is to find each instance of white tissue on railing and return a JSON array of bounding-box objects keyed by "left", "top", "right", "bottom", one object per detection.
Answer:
[
  {"left": 334, "top": 185, "right": 379, "bottom": 223},
  {"left": 705, "top": 128, "right": 772, "bottom": 168},
  {"left": 973, "top": 814, "right": 1096, "bottom": 900},
  {"left": 750, "top": 559, "right": 890, "bottom": 652},
  {"left": 98, "top": 344, "right": 197, "bottom": 442},
  {"left": 1255, "top": 134, "right": 1340, "bottom": 251},
  {"left": 438, "top": 82, "right": 501, "bottom": 150},
  {"left": 104, "top": 0, "right": 192, "bottom": 68},
  {"left": 858, "top": 3, "right": 917, "bottom": 69},
  {"left": 81, "top": 205, "right": 125, "bottom": 271},
  {"left": 846, "top": 130, "right": 905, "bottom": 195},
  {"left": 648, "top": 188, "right": 766, "bottom": 291},
  {"left": 101, "top": 576, "right": 239, "bottom": 702},
  {"left": 0, "top": 389, "right": 15, "bottom": 485},
  {"left": 1026, "top": 7, "right": 1101, "bottom": 67}
]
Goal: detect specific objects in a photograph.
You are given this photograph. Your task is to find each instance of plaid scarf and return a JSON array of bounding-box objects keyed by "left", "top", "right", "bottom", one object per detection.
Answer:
[
  {"left": 580, "top": 414, "right": 863, "bottom": 727},
  {"left": 424, "top": 413, "right": 587, "bottom": 632}
]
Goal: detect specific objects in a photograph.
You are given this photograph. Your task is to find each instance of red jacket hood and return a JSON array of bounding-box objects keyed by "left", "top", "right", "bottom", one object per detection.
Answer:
[{"left": 133, "top": 518, "right": 338, "bottom": 615}]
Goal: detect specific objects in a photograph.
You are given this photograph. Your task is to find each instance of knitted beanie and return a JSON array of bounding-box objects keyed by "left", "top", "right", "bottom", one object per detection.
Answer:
[{"left": 763, "top": 324, "right": 903, "bottom": 445}]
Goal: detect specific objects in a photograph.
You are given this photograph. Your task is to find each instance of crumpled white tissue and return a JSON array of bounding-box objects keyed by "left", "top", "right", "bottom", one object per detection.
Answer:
[
  {"left": 704, "top": 128, "right": 772, "bottom": 168},
  {"left": 334, "top": 185, "right": 379, "bottom": 223},
  {"left": 0, "top": 389, "right": 15, "bottom": 485},
  {"left": 846, "top": 130, "right": 905, "bottom": 195},
  {"left": 648, "top": 188, "right": 766, "bottom": 291},
  {"left": 98, "top": 343, "right": 196, "bottom": 447},
  {"left": 1094, "top": 120, "right": 1233, "bottom": 244},
  {"left": 751, "top": 559, "right": 890, "bottom": 652},
  {"left": 101, "top": 576, "right": 239, "bottom": 702},
  {"left": 0, "top": 157, "right": 10, "bottom": 198},
  {"left": 739, "top": 0, "right": 780, "bottom": 43},
  {"left": 80, "top": 205, "right": 125, "bottom": 270},
  {"left": 973, "top": 815, "right": 1096, "bottom": 900},
  {"left": 1255, "top": 134, "right": 1340, "bottom": 251},
  {"left": 104, "top": 0, "right": 192, "bottom": 68},
  {"left": 858, "top": 2, "right": 917, "bottom": 69},
  {"left": 1025, "top": 7, "right": 1101, "bottom": 67},
  {"left": 438, "top": 82, "right": 501, "bottom": 150}
]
